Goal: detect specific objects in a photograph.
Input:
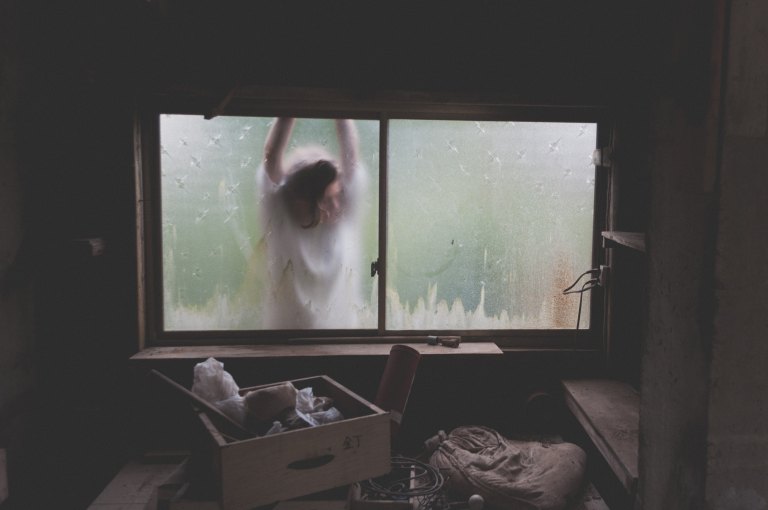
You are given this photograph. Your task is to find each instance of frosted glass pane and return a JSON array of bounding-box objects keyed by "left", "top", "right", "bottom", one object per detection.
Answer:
[
  {"left": 160, "top": 115, "right": 379, "bottom": 330},
  {"left": 387, "top": 120, "right": 596, "bottom": 329}
]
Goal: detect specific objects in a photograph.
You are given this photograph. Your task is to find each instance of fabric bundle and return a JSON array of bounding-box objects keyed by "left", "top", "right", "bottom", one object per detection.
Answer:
[{"left": 429, "top": 426, "right": 586, "bottom": 510}]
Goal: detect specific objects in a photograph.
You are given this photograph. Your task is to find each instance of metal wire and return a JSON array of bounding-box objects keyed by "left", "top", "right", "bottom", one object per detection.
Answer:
[
  {"left": 359, "top": 456, "right": 446, "bottom": 510},
  {"left": 562, "top": 269, "right": 600, "bottom": 330}
]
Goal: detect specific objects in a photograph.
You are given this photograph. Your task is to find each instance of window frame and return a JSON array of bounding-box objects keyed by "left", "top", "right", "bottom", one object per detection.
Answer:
[{"left": 135, "top": 89, "right": 612, "bottom": 350}]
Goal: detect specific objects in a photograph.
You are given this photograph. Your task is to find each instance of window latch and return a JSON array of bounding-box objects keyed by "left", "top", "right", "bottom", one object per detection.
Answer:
[
  {"left": 592, "top": 147, "right": 613, "bottom": 168},
  {"left": 370, "top": 259, "right": 379, "bottom": 277}
]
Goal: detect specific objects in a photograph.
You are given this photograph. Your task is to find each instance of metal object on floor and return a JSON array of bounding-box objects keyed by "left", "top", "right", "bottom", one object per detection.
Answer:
[{"left": 357, "top": 456, "right": 445, "bottom": 510}]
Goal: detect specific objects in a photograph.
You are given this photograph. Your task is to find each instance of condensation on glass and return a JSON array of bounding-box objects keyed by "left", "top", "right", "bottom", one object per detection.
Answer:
[
  {"left": 158, "top": 115, "right": 596, "bottom": 332},
  {"left": 159, "top": 115, "right": 380, "bottom": 330},
  {"left": 387, "top": 120, "right": 597, "bottom": 330}
]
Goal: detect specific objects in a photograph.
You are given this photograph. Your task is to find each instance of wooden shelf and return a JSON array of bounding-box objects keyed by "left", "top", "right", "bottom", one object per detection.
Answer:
[
  {"left": 562, "top": 379, "right": 639, "bottom": 498},
  {"left": 601, "top": 231, "right": 646, "bottom": 252}
]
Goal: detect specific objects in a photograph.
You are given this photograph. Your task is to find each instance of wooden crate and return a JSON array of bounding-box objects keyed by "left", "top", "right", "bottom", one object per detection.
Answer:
[
  {"left": 157, "top": 458, "right": 354, "bottom": 510},
  {"left": 191, "top": 375, "right": 391, "bottom": 510}
]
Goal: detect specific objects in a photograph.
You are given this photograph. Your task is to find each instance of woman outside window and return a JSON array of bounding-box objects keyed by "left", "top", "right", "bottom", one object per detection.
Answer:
[{"left": 257, "top": 118, "right": 367, "bottom": 329}]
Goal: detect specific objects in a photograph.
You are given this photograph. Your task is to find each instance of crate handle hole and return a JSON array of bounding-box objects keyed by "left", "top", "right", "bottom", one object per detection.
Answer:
[{"left": 287, "top": 454, "right": 335, "bottom": 470}]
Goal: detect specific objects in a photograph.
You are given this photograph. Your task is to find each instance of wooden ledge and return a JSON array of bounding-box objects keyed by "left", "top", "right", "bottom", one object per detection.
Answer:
[
  {"left": 131, "top": 342, "right": 503, "bottom": 361},
  {"left": 601, "top": 231, "right": 646, "bottom": 252},
  {"left": 561, "top": 379, "right": 639, "bottom": 497}
]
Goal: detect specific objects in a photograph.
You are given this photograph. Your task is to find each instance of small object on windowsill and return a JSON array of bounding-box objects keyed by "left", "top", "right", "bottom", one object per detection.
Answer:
[
  {"left": 426, "top": 335, "right": 439, "bottom": 345},
  {"left": 438, "top": 336, "right": 461, "bottom": 348}
]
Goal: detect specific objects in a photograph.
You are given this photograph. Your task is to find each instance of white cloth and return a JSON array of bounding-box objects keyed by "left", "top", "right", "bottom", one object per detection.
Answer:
[{"left": 257, "top": 162, "right": 367, "bottom": 329}]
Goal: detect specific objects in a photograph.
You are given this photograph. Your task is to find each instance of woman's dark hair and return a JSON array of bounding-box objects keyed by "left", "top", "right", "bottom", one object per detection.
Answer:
[{"left": 284, "top": 159, "right": 339, "bottom": 228}]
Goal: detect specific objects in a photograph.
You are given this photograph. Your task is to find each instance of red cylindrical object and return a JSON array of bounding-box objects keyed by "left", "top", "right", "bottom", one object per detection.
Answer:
[{"left": 374, "top": 344, "right": 421, "bottom": 442}]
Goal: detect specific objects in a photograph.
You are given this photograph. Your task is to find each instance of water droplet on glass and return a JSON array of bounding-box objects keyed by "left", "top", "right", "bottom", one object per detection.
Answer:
[
  {"left": 208, "top": 134, "right": 222, "bottom": 147},
  {"left": 238, "top": 125, "right": 252, "bottom": 140},
  {"left": 195, "top": 208, "right": 209, "bottom": 223},
  {"left": 223, "top": 206, "right": 239, "bottom": 223},
  {"left": 226, "top": 182, "right": 240, "bottom": 195}
]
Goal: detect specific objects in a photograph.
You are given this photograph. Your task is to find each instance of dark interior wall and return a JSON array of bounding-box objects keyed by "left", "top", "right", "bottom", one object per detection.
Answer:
[
  {"left": 0, "top": 0, "right": 36, "bottom": 495},
  {"left": 706, "top": 0, "right": 768, "bottom": 506},
  {"left": 0, "top": 1, "right": 651, "bottom": 509},
  {"left": 634, "top": 0, "right": 768, "bottom": 508},
  {"left": 139, "top": 2, "right": 635, "bottom": 102},
  {"left": 0, "top": 2, "right": 144, "bottom": 507}
]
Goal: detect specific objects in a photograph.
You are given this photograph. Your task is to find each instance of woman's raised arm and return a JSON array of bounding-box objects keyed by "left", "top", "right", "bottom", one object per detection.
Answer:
[
  {"left": 335, "top": 119, "right": 359, "bottom": 181},
  {"left": 263, "top": 117, "right": 295, "bottom": 185}
]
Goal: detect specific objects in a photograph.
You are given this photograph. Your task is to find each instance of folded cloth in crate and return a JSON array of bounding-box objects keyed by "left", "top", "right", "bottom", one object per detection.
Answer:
[{"left": 429, "top": 425, "right": 586, "bottom": 510}]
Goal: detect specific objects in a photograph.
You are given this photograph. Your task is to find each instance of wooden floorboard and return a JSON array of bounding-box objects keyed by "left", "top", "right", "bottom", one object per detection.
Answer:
[{"left": 87, "top": 460, "right": 179, "bottom": 509}]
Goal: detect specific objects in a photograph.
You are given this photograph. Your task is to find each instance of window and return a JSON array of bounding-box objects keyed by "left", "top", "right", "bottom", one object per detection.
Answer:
[{"left": 138, "top": 98, "right": 608, "bottom": 347}]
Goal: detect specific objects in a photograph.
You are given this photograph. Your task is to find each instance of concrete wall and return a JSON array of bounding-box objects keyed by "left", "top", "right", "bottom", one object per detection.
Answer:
[
  {"left": 706, "top": 0, "right": 768, "bottom": 508},
  {"left": 637, "top": 1, "right": 722, "bottom": 508},
  {"left": 638, "top": 0, "right": 768, "bottom": 508}
]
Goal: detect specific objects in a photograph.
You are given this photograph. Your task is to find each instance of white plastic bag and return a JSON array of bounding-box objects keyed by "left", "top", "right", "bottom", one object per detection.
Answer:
[
  {"left": 295, "top": 386, "right": 344, "bottom": 426},
  {"left": 215, "top": 395, "right": 247, "bottom": 425},
  {"left": 310, "top": 407, "right": 344, "bottom": 425},
  {"left": 265, "top": 421, "right": 289, "bottom": 435},
  {"left": 191, "top": 357, "right": 240, "bottom": 403}
]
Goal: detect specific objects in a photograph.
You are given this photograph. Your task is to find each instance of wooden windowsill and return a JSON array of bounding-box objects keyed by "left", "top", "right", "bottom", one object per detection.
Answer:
[
  {"left": 130, "top": 342, "right": 503, "bottom": 361},
  {"left": 561, "top": 378, "right": 639, "bottom": 498}
]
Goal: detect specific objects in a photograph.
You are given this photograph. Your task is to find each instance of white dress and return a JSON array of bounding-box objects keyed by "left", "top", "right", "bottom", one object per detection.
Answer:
[{"left": 257, "top": 162, "right": 367, "bottom": 329}]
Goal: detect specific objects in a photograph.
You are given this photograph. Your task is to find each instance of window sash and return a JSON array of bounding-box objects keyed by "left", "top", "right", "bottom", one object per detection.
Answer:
[{"left": 136, "top": 96, "right": 610, "bottom": 349}]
